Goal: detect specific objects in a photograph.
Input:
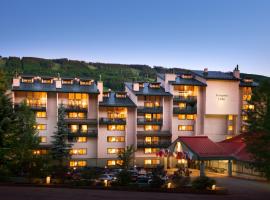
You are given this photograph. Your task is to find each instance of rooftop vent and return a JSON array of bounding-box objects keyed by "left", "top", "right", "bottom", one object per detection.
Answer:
[
  {"left": 149, "top": 82, "right": 161, "bottom": 88},
  {"left": 203, "top": 68, "right": 208, "bottom": 75}
]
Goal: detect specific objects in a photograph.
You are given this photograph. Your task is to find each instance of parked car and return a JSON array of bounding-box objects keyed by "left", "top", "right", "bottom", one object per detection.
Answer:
[
  {"left": 98, "top": 174, "right": 115, "bottom": 182},
  {"left": 137, "top": 175, "right": 150, "bottom": 187}
]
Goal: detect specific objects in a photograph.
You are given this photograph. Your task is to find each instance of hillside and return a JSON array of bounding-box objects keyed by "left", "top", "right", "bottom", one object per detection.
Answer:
[{"left": 0, "top": 56, "right": 269, "bottom": 90}]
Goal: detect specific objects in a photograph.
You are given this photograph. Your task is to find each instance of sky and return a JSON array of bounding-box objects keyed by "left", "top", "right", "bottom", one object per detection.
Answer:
[{"left": 1, "top": 0, "right": 270, "bottom": 76}]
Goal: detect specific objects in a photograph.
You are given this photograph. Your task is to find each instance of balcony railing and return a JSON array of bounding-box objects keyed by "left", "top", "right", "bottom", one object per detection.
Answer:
[
  {"left": 68, "top": 129, "right": 98, "bottom": 137},
  {"left": 137, "top": 118, "right": 163, "bottom": 125},
  {"left": 173, "top": 106, "right": 197, "bottom": 114},
  {"left": 63, "top": 104, "right": 88, "bottom": 112},
  {"left": 137, "top": 106, "right": 163, "bottom": 114},
  {"left": 137, "top": 141, "right": 171, "bottom": 148},
  {"left": 173, "top": 96, "right": 197, "bottom": 103},
  {"left": 14, "top": 103, "right": 46, "bottom": 111},
  {"left": 137, "top": 131, "right": 171, "bottom": 137},
  {"left": 99, "top": 118, "right": 126, "bottom": 125},
  {"left": 65, "top": 118, "right": 97, "bottom": 125}
]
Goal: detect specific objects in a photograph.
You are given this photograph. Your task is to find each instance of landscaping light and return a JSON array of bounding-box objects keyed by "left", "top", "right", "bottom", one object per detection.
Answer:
[
  {"left": 46, "top": 176, "right": 51, "bottom": 184},
  {"left": 167, "top": 182, "right": 172, "bottom": 189},
  {"left": 212, "top": 184, "right": 216, "bottom": 190}
]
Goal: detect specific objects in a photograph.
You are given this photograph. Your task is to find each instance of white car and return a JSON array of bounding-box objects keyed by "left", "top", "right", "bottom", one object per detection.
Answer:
[{"left": 98, "top": 174, "right": 114, "bottom": 181}]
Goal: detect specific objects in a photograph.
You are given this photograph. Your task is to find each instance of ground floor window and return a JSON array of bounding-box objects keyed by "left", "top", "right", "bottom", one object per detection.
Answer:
[
  {"left": 77, "top": 137, "right": 87, "bottom": 143},
  {"left": 144, "top": 159, "right": 160, "bottom": 165},
  {"left": 70, "top": 148, "right": 87, "bottom": 155},
  {"left": 107, "top": 160, "right": 123, "bottom": 166},
  {"left": 178, "top": 125, "right": 193, "bottom": 131},
  {"left": 33, "top": 149, "right": 48, "bottom": 155},
  {"left": 107, "top": 148, "right": 124, "bottom": 154},
  {"left": 70, "top": 160, "right": 87, "bottom": 167},
  {"left": 107, "top": 136, "right": 125, "bottom": 142},
  {"left": 144, "top": 148, "right": 159, "bottom": 154}
]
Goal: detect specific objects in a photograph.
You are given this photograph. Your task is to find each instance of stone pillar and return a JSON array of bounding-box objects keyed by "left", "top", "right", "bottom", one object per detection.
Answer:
[
  {"left": 200, "top": 160, "right": 205, "bottom": 177},
  {"left": 228, "top": 160, "right": 232, "bottom": 177},
  {"left": 164, "top": 157, "right": 168, "bottom": 170}
]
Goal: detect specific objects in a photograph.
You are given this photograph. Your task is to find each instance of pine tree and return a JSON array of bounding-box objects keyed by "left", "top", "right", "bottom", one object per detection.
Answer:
[
  {"left": 117, "top": 145, "right": 134, "bottom": 170},
  {"left": 244, "top": 80, "right": 270, "bottom": 179},
  {"left": 50, "top": 104, "right": 72, "bottom": 178}
]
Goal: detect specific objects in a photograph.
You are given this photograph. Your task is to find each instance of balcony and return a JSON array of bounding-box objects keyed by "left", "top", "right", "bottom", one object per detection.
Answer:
[
  {"left": 137, "top": 141, "right": 171, "bottom": 148},
  {"left": 65, "top": 118, "right": 97, "bottom": 125},
  {"left": 68, "top": 129, "right": 98, "bottom": 138},
  {"left": 137, "top": 118, "right": 163, "bottom": 125},
  {"left": 63, "top": 105, "right": 88, "bottom": 112},
  {"left": 137, "top": 131, "right": 171, "bottom": 137},
  {"left": 137, "top": 106, "right": 163, "bottom": 114},
  {"left": 15, "top": 103, "right": 46, "bottom": 111},
  {"left": 173, "top": 106, "right": 197, "bottom": 114},
  {"left": 99, "top": 118, "right": 126, "bottom": 125},
  {"left": 173, "top": 96, "right": 197, "bottom": 103}
]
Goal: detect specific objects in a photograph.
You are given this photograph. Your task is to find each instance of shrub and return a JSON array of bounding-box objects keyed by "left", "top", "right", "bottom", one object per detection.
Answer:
[
  {"left": 114, "top": 170, "right": 132, "bottom": 186},
  {"left": 150, "top": 175, "right": 164, "bottom": 188},
  {"left": 192, "top": 176, "right": 216, "bottom": 190},
  {"left": 171, "top": 174, "right": 191, "bottom": 188}
]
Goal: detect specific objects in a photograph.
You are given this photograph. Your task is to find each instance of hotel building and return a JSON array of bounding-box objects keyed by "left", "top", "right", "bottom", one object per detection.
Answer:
[{"left": 11, "top": 66, "right": 258, "bottom": 168}]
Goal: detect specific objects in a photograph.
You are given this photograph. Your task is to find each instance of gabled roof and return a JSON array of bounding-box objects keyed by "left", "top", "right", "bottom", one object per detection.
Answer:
[
  {"left": 239, "top": 80, "right": 259, "bottom": 87},
  {"left": 99, "top": 92, "right": 136, "bottom": 107},
  {"left": 125, "top": 82, "right": 172, "bottom": 96},
  {"left": 169, "top": 76, "right": 207, "bottom": 86},
  {"left": 192, "top": 70, "right": 239, "bottom": 80}
]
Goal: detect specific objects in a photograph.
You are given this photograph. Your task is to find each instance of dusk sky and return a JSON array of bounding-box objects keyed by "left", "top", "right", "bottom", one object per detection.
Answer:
[{"left": 1, "top": 0, "right": 270, "bottom": 76}]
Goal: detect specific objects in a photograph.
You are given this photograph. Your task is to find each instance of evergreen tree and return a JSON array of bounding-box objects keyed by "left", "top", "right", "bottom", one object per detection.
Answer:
[
  {"left": 117, "top": 145, "right": 134, "bottom": 170},
  {"left": 244, "top": 80, "right": 270, "bottom": 179},
  {"left": 50, "top": 104, "right": 72, "bottom": 178}
]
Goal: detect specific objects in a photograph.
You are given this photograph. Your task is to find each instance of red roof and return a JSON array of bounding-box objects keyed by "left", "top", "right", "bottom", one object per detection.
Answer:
[{"left": 178, "top": 135, "right": 253, "bottom": 161}]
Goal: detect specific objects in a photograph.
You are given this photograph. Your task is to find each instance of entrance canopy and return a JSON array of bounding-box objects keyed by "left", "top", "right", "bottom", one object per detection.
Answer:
[{"left": 168, "top": 135, "right": 251, "bottom": 161}]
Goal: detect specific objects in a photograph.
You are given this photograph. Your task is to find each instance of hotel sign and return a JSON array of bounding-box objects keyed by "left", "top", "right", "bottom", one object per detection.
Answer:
[{"left": 216, "top": 94, "right": 228, "bottom": 101}]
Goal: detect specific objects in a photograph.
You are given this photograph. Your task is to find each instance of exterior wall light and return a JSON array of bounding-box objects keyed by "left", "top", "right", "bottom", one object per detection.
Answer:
[{"left": 46, "top": 176, "right": 51, "bottom": 184}]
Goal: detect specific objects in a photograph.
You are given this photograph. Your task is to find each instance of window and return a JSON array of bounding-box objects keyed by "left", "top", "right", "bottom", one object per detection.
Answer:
[
  {"left": 70, "top": 160, "right": 87, "bottom": 167},
  {"left": 179, "top": 114, "right": 195, "bottom": 120},
  {"left": 144, "top": 148, "right": 159, "bottom": 154},
  {"left": 228, "top": 115, "right": 233, "bottom": 121},
  {"left": 144, "top": 159, "right": 160, "bottom": 165},
  {"left": 107, "top": 148, "right": 124, "bottom": 154},
  {"left": 70, "top": 125, "right": 79, "bottom": 133},
  {"left": 77, "top": 137, "right": 87, "bottom": 143},
  {"left": 80, "top": 80, "right": 92, "bottom": 85},
  {"left": 178, "top": 114, "right": 186, "bottom": 120},
  {"left": 107, "top": 136, "right": 125, "bottom": 142},
  {"left": 70, "top": 148, "right": 87, "bottom": 155},
  {"left": 243, "top": 94, "right": 251, "bottom": 101},
  {"left": 62, "top": 80, "right": 73, "bottom": 85},
  {"left": 36, "top": 124, "right": 47, "bottom": 130},
  {"left": 26, "top": 92, "right": 47, "bottom": 107},
  {"left": 144, "top": 125, "right": 160, "bottom": 131},
  {"left": 145, "top": 113, "right": 161, "bottom": 121},
  {"left": 228, "top": 125, "right": 233, "bottom": 131},
  {"left": 107, "top": 107, "right": 126, "bottom": 119},
  {"left": 116, "top": 92, "right": 127, "bottom": 98},
  {"left": 179, "top": 103, "right": 186, "bottom": 109},
  {"left": 178, "top": 125, "right": 193, "bottom": 131},
  {"left": 145, "top": 137, "right": 159, "bottom": 144},
  {"left": 107, "top": 160, "right": 123, "bottom": 166},
  {"left": 33, "top": 149, "right": 47, "bottom": 155},
  {"left": 81, "top": 125, "right": 88, "bottom": 133},
  {"left": 68, "top": 112, "right": 86, "bottom": 118},
  {"left": 242, "top": 115, "right": 248, "bottom": 121},
  {"left": 186, "top": 114, "right": 195, "bottom": 120},
  {"left": 36, "top": 111, "right": 46, "bottom": 118},
  {"left": 42, "top": 79, "right": 52, "bottom": 84},
  {"left": 39, "top": 136, "right": 47, "bottom": 143},
  {"left": 107, "top": 125, "right": 125, "bottom": 131},
  {"left": 149, "top": 83, "right": 161, "bottom": 88},
  {"left": 22, "top": 78, "right": 33, "bottom": 83}
]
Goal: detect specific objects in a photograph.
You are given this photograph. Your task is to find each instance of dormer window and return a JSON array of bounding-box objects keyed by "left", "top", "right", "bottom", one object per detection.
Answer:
[
  {"left": 149, "top": 83, "right": 161, "bottom": 88},
  {"left": 80, "top": 80, "right": 92, "bottom": 85},
  {"left": 62, "top": 79, "right": 73, "bottom": 85},
  {"left": 42, "top": 79, "right": 53, "bottom": 84},
  {"left": 116, "top": 92, "right": 126, "bottom": 98},
  {"left": 103, "top": 92, "right": 110, "bottom": 97},
  {"left": 181, "top": 74, "right": 193, "bottom": 79},
  {"left": 22, "top": 78, "right": 33, "bottom": 83},
  {"left": 243, "top": 78, "right": 253, "bottom": 83},
  {"left": 139, "top": 82, "right": 144, "bottom": 88}
]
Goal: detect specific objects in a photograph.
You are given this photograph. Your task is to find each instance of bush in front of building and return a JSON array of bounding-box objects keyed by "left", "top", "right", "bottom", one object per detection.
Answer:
[
  {"left": 191, "top": 176, "right": 216, "bottom": 190},
  {"left": 114, "top": 170, "right": 132, "bottom": 186},
  {"left": 171, "top": 174, "right": 191, "bottom": 188}
]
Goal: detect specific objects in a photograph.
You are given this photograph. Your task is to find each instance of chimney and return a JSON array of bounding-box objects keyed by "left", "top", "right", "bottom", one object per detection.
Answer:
[
  {"left": 203, "top": 68, "right": 208, "bottom": 75},
  {"left": 55, "top": 79, "right": 62, "bottom": 88},
  {"left": 133, "top": 83, "right": 139, "bottom": 91},
  {"left": 12, "top": 77, "right": 20, "bottom": 87},
  {"left": 97, "top": 81, "right": 103, "bottom": 102},
  {"left": 233, "top": 65, "right": 240, "bottom": 79}
]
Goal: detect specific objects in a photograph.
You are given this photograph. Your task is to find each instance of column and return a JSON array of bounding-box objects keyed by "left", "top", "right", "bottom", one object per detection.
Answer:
[
  {"left": 228, "top": 160, "right": 232, "bottom": 176},
  {"left": 200, "top": 160, "right": 205, "bottom": 177},
  {"left": 164, "top": 157, "right": 168, "bottom": 170}
]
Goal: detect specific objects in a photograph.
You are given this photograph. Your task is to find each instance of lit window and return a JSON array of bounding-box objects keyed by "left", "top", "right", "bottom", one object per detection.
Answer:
[
  {"left": 70, "top": 125, "right": 79, "bottom": 133},
  {"left": 145, "top": 137, "right": 159, "bottom": 144},
  {"left": 107, "top": 136, "right": 125, "bottom": 142},
  {"left": 33, "top": 149, "right": 47, "bottom": 155},
  {"left": 68, "top": 112, "right": 86, "bottom": 118},
  {"left": 107, "top": 148, "right": 124, "bottom": 154},
  {"left": 80, "top": 80, "right": 92, "bottom": 85},
  {"left": 36, "top": 124, "right": 47, "bottom": 130},
  {"left": 42, "top": 79, "right": 52, "bottom": 84},
  {"left": 179, "top": 103, "right": 186, "bottom": 109},
  {"left": 63, "top": 80, "right": 73, "bottom": 85},
  {"left": 144, "top": 125, "right": 160, "bottom": 131},
  {"left": 67, "top": 93, "right": 88, "bottom": 108},
  {"left": 144, "top": 148, "right": 159, "bottom": 154},
  {"left": 107, "top": 125, "right": 125, "bottom": 131},
  {"left": 226, "top": 136, "right": 233, "bottom": 140},
  {"left": 242, "top": 115, "right": 248, "bottom": 121},
  {"left": 186, "top": 114, "right": 195, "bottom": 120},
  {"left": 228, "top": 125, "right": 233, "bottom": 131},
  {"left": 77, "top": 137, "right": 87, "bottom": 143},
  {"left": 228, "top": 115, "right": 233, "bottom": 121},
  {"left": 107, "top": 160, "right": 123, "bottom": 166},
  {"left": 22, "top": 78, "right": 33, "bottom": 83},
  {"left": 81, "top": 125, "right": 88, "bottom": 133},
  {"left": 248, "top": 105, "right": 254, "bottom": 110},
  {"left": 36, "top": 111, "right": 47, "bottom": 118},
  {"left": 40, "top": 136, "right": 47, "bottom": 143},
  {"left": 70, "top": 148, "right": 87, "bottom": 155},
  {"left": 178, "top": 114, "right": 186, "bottom": 120},
  {"left": 69, "top": 160, "right": 87, "bottom": 167},
  {"left": 26, "top": 92, "right": 47, "bottom": 107},
  {"left": 144, "top": 159, "right": 160, "bottom": 165},
  {"left": 178, "top": 125, "right": 193, "bottom": 131}
]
